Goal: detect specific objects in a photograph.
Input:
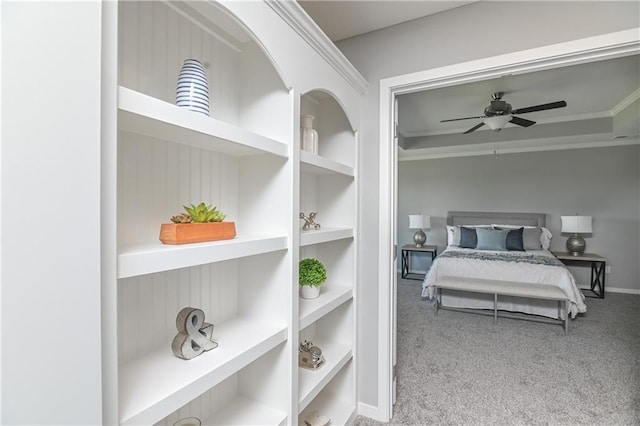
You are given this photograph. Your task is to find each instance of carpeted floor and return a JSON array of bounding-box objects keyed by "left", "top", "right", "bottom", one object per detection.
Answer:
[{"left": 354, "top": 277, "right": 640, "bottom": 425}]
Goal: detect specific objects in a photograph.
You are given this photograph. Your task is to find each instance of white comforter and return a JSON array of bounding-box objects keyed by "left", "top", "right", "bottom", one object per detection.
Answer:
[{"left": 422, "top": 246, "right": 587, "bottom": 319}]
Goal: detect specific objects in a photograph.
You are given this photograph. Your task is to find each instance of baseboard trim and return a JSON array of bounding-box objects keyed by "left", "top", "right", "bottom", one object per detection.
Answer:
[
  {"left": 357, "top": 402, "right": 380, "bottom": 421},
  {"left": 580, "top": 286, "right": 640, "bottom": 295}
]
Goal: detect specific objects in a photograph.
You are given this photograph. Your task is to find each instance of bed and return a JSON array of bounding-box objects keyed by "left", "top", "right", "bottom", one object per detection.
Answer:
[{"left": 422, "top": 211, "right": 587, "bottom": 320}]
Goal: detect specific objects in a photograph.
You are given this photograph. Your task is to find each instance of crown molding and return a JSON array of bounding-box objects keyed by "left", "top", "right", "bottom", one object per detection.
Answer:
[
  {"left": 265, "top": 0, "right": 368, "bottom": 95},
  {"left": 398, "top": 134, "right": 640, "bottom": 161}
]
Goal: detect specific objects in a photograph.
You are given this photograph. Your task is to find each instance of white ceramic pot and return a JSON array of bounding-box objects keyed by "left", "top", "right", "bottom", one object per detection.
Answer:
[
  {"left": 300, "top": 285, "right": 320, "bottom": 299},
  {"left": 176, "top": 59, "right": 209, "bottom": 115}
]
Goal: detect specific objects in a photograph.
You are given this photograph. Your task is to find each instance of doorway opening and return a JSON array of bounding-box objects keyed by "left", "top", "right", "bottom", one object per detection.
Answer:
[{"left": 376, "top": 29, "right": 640, "bottom": 421}]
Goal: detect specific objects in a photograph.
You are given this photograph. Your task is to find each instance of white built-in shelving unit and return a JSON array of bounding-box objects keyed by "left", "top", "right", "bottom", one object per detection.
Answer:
[
  {"left": 297, "top": 90, "right": 357, "bottom": 425},
  {"left": 102, "top": 1, "right": 365, "bottom": 424}
]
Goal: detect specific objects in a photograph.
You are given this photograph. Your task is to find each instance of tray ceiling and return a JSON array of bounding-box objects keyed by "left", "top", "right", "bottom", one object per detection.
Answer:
[{"left": 397, "top": 54, "right": 640, "bottom": 157}]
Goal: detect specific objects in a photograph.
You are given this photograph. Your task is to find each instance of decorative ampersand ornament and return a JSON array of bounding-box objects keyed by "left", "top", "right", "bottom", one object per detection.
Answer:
[{"left": 171, "top": 307, "right": 218, "bottom": 360}]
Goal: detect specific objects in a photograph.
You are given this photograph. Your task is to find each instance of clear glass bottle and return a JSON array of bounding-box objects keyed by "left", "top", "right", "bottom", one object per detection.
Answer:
[{"left": 301, "top": 114, "right": 318, "bottom": 155}]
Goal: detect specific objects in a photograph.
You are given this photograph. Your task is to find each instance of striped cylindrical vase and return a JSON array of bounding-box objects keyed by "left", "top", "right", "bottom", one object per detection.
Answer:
[{"left": 176, "top": 59, "right": 209, "bottom": 116}]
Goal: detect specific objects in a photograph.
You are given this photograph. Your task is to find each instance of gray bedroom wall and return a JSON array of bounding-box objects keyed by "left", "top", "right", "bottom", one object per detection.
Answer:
[
  {"left": 398, "top": 145, "right": 640, "bottom": 293},
  {"left": 335, "top": 1, "right": 640, "bottom": 411}
]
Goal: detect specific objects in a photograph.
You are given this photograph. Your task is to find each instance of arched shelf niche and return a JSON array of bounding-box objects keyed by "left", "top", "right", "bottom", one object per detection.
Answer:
[
  {"left": 301, "top": 89, "right": 356, "bottom": 169},
  {"left": 118, "top": 0, "right": 291, "bottom": 144}
]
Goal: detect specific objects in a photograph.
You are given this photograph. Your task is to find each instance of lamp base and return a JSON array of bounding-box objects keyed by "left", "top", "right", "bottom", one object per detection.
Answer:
[
  {"left": 566, "top": 233, "right": 586, "bottom": 256},
  {"left": 413, "top": 229, "right": 426, "bottom": 248}
]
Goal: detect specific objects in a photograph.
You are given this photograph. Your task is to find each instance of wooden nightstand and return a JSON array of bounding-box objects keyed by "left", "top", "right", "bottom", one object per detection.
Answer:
[
  {"left": 552, "top": 251, "right": 606, "bottom": 299},
  {"left": 401, "top": 244, "right": 438, "bottom": 280}
]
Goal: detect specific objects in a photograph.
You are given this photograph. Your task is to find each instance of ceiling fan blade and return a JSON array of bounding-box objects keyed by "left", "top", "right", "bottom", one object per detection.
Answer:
[
  {"left": 509, "top": 116, "right": 536, "bottom": 127},
  {"left": 463, "top": 122, "right": 485, "bottom": 134},
  {"left": 441, "top": 115, "right": 485, "bottom": 123},
  {"left": 511, "top": 100, "right": 567, "bottom": 115}
]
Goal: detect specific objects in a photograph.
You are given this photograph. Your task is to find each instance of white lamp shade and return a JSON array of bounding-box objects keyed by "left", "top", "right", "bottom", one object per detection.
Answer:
[
  {"left": 561, "top": 216, "right": 593, "bottom": 233},
  {"left": 485, "top": 115, "right": 511, "bottom": 130},
  {"left": 409, "top": 215, "right": 430, "bottom": 229}
]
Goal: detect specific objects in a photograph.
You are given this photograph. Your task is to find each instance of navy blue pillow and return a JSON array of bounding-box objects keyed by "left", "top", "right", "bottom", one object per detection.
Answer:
[
  {"left": 459, "top": 227, "right": 477, "bottom": 248},
  {"left": 496, "top": 227, "right": 526, "bottom": 251}
]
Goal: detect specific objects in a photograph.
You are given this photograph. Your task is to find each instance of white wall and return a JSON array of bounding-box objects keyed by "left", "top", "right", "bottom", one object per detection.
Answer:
[
  {"left": 1, "top": 2, "right": 103, "bottom": 423},
  {"left": 398, "top": 146, "right": 640, "bottom": 292},
  {"left": 336, "top": 0, "right": 640, "bottom": 413}
]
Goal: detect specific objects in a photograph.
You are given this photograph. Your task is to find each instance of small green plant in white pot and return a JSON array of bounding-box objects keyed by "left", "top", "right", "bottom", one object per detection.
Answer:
[{"left": 299, "top": 258, "right": 327, "bottom": 299}]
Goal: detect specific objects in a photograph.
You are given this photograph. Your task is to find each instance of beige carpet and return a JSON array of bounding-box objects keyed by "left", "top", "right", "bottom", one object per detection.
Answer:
[{"left": 354, "top": 277, "right": 640, "bottom": 425}]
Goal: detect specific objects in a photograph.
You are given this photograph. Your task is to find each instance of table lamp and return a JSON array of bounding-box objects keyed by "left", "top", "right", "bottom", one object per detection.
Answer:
[
  {"left": 409, "top": 214, "right": 430, "bottom": 248},
  {"left": 561, "top": 215, "right": 592, "bottom": 256}
]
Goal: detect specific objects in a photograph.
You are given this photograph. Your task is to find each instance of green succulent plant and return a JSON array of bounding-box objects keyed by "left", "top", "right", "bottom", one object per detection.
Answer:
[
  {"left": 299, "top": 258, "right": 327, "bottom": 287},
  {"left": 169, "top": 203, "right": 227, "bottom": 223},
  {"left": 182, "top": 203, "right": 227, "bottom": 223}
]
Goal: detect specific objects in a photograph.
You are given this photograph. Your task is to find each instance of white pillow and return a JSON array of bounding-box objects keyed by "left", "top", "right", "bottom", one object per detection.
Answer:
[
  {"left": 446, "top": 225, "right": 460, "bottom": 246},
  {"left": 446, "top": 224, "right": 492, "bottom": 247},
  {"left": 491, "top": 224, "right": 552, "bottom": 250}
]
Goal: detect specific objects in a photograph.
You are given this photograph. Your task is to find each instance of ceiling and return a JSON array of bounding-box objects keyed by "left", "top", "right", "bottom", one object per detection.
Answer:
[
  {"left": 300, "top": 1, "right": 640, "bottom": 159},
  {"left": 298, "top": 1, "right": 475, "bottom": 42},
  {"left": 398, "top": 55, "right": 640, "bottom": 150}
]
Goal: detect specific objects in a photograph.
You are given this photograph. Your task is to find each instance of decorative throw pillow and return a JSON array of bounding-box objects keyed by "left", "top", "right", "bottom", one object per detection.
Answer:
[
  {"left": 475, "top": 228, "right": 509, "bottom": 251},
  {"left": 491, "top": 224, "right": 551, "bottom": 250},
  {"left": 446, "top": 225, "right": 461, "bottom": 247},
  {"left": 494, "top": 227, "right": 525, "bottom": 251},
  {"left": 459, "top": 227, "right": 477, "bottom": 248},
  {"left": 522, "top": 227, "right": 543, "bottom": 250}
]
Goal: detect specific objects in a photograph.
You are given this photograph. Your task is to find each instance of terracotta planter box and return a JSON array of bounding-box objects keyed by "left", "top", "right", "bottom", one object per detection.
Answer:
[{"left": 159, "top": 222, "right": 236, "bottom": 245}]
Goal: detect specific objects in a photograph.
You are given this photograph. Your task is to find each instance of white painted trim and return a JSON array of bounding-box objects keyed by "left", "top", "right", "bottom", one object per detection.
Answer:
[
  {"left": 580, "top": 286, "right": 640, "bottom": 296},
  {"left": 100, "top": 1, "right": 119, "bottom": 424},
  {"left": 377, "top": 77, "right": 395, "bottom": 423},
  {"left": 357, "top": 402, "right": 380, "bottom": 421},
  {"left": 265, "top": 1, "right": 368, "bottom": 95},
  {"left": 398, "top": 135, "right": 640, "bottom": 161},
  {"left": 385, "top": 29, "right": 640, "bottom": 95},
  {"left": 0, "top": 1, "right": 3, "bottom": 420},
  {"left": 378, "top": 27, "right": 640, "bottom": 420},
  {"left": 611, "top": 87, "right": 640, "bottom": 116}
]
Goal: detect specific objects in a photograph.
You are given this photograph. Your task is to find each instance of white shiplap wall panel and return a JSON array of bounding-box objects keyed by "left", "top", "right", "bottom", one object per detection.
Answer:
[
  {"left": 300, "top": 173, "right": 318, "bottom": 218},
  {"left": 118, "top": 260, "right": 238, "bottom": 364},
  {"left": 153, "top": 375, "right": 238, "bottom": 426},
  {"left": 119, "top": 1, "right": 241, "bottom": 125},
  {"left": 120, "top": 0, "right": 138, "bottom": 90},
  {"left": 137, "top": 1, "right": 154, "bottom": 96},
  {"left": 152, "top": 1, "right": 169, "bottom": 101},
  {"left": 117, "top": 131, "right": 239, "bottom": 246}
]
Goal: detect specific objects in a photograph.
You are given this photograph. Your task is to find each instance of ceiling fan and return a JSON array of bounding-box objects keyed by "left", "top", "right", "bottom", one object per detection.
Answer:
[{"left": 441, "top": 92, "right": 567, "bottom": 134}]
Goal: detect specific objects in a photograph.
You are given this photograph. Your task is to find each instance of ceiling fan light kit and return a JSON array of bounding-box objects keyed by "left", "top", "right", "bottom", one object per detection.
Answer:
[
  {"left": 485, "top": 115, "right": 511, "bottom": 131},
  {"left": 442, "top": 92, "right": 568, "bottom": 134}
]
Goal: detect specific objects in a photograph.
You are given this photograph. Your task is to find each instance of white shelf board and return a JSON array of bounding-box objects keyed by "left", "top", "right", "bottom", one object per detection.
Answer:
[
  {"left": 299, "top": 393, "right": 355, "bottom": 426},
  {"left": 118, "top": 235, "right": 287, "bottom": 278},
  {"left": 202, "top": 395, "right": 287, "bottom": 426},
  {"left": 298, "top": 340, "right": 352, "bottom": 412},
  {"left": 118, "top": 86, "right": 288, "bottom": 158},
  {"left": 299, "top": 285, "right": 352, "bottom": 330},
  {"left": 299, "top": 228, "right": 353, "bottom": 247},
  {"left": 118, "top": 317, "right": 287, "bottom": 426},
  {"left": 300, "top": 151, "right": 354, "bottom": 177}
]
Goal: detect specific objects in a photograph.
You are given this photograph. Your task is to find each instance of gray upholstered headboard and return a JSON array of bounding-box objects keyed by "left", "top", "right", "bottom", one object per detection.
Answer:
[{"left": 447, "top": 211, "right": 546, "bottom": 227}]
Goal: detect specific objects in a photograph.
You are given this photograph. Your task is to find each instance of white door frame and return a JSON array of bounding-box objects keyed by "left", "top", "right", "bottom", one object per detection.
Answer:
[{"left": 377, "top": 28, "right": 640, "bottom": 421}]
